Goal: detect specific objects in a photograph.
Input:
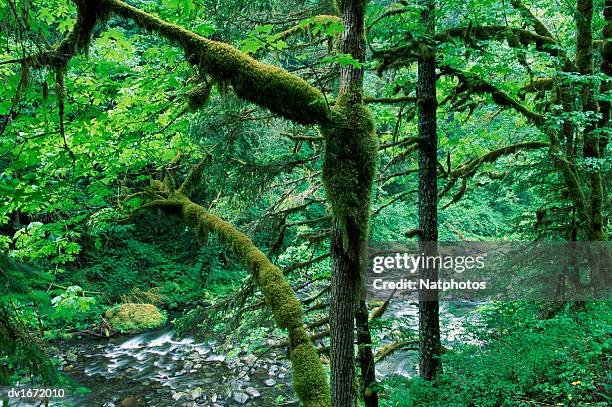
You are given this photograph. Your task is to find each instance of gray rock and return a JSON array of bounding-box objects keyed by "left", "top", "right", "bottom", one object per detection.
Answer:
[
  {"left": 172, "top": 392, "right": 186, "bottom": 401},
  {"left": 268, "top": 365, "right": 280, "bottom": 376},
  {"left": 232, "top": 392, "right": 249, "bottom": 404},
  {"left": 244, "top": 354, "right": 257, "bottom": 365},
  {"left": 264, "top": 378, "right": 277, "bottom": 387},
  {"left": 206, "top": 354, "right": 225, "bottom": 362},
  {"left": 245, "top": 387, "right": 260, "bottom": 398},
  {"left": 190, "top": 387, "right": 204, "bottom": 400}
]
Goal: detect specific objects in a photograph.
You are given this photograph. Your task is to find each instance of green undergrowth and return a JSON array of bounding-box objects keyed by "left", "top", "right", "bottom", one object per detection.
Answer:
[{"left": 380, "top": 302, "right": 611, "bottom": 407}]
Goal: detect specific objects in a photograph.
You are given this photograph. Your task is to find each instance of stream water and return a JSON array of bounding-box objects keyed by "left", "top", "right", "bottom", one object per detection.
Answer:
[{"left": 11, "top": 301, "right": 480, "bottom": 406}]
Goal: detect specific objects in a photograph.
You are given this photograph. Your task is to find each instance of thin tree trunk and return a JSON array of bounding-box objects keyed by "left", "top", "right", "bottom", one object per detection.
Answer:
[
  {"left": 417, "top": 0, "right": 442, "bottom": 381},
  {"left": 329, "top": 222, "right": 359, "bottom": 407},
  {"left": 356, "top": 282, "right": 379, "bottom": 407}
]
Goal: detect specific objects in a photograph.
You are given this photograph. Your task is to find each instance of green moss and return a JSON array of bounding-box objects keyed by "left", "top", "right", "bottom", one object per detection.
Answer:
[
  {"left": 321, "top": 92, "right": 378, "bottom": 249},
  {"left": 290, "top": 342, "right": 331, "bottom": 407},
  {"left": 106, "top": 0, "right": 330, "bottom": 125},
  {"left": 105, "top": 303, "right": 166, "bottom": 333},
  {"left": 140, "top": 180, "right": 330, "bottom": 406}
]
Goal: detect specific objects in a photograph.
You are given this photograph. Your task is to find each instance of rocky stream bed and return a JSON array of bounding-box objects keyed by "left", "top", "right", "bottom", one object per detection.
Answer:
[{"left": 11, "top": 301, "right": 480, "bottom": 406}]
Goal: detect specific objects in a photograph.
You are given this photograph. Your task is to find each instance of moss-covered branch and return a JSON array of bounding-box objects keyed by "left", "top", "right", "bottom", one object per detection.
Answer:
[
  {"left": 136, "top": 196, "right": 330, "bottom": 406},
  {"left": 102, "top": 0, "right": 329, "bottom": 125},
  {"left": 22, "top": 0, "right": 331, "bottom": 126},
  {"left": 439, "top": 141, "right": 549, "bottom": 202},
  {"left": 373, "top": 23, "right": 578, "bottom": 72},
  {"left": 442, "top": 68, "right": 545, "bottom": 125},
  {"left": 275, "top": 15, "right": 342, "bottom": 41},
  {"left": 363, "top": 95, "right": 417, "bottom": 104},
  {"left": 450, "top": 141, "right": 549, "bottom": 178}
]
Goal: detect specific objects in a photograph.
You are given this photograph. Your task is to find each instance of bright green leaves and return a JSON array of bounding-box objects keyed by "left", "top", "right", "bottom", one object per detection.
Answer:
[
  {"left": 239, "top": 24, "right": 284, "bottom": 54},
  {"left": 97, "top": 28, "right": 135, "bottom": 62},
  {"left": 320, "top": 53, "right": 364, "bottom": 68},
  {"left": 51, "top": 286, "right": 96, "bottom": 313},
  {"left": 239, "top": 16, "right": 343, "bottom": 55},
  {"left": 195, "top": 22, "right": 217, "bottom": 36},
  {"left": 11, "top": 222, "right": 81, "bottom": 264}
]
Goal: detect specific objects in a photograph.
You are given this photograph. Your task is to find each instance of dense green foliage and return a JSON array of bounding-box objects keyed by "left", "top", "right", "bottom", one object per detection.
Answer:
[{"left": 0, "top": 0, "right": 609, "bottom": 405}]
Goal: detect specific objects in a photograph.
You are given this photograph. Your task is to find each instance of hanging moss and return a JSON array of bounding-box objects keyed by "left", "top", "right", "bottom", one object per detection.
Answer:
[
  {"left": 321, "top": 92, "right": 377, "bottom": 250},
  {"left": 186, "top": 81, "right": 212, "bottom": 111},
  {"left": 104, "top": 0, "right": 330, "bottom": 125}
]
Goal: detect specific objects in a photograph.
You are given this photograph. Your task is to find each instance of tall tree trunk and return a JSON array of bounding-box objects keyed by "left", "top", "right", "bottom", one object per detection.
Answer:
[
  {"left": 417, "top": 0, "right": 442, "bottom": 381},
  {"left": 575, "top": 0, "right": 609, "bottom": 293},
  {"left": 576, "top": 0, "right": 604, "bottom": 242},
  {"left": 356, "top": 282, "right": 379, "bottom": 407},
  {"left": 324, "top": 1, "right": 378, "bottom": 406}
]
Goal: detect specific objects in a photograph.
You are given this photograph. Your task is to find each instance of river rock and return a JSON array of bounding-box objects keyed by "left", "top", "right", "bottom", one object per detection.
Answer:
[
  {"left": 119, "top": 396, "right": 137, "bottom": 407},
  {"left": 193, "top": 363, "right": 202, "bottom": 369},
  {"left": 189, "top": 387, "right": 204, "bottom": 400},
  {"left": 268, "top": 365, "right": 280, "bottom": 376},
  {"left": 66, "top": 352, "right": 77, "bottom": 362},
  {"left": 232, "top": 392, "right": 249, "bottom": 404},
  {"left": 264, "top": 378, "right": 276, "bottom": 387},
  {"left": 172, "top": 392, "right": 185, "bottom": 401},
  {"left": 206, "top": 354, "right": 225, "bottom": 362},
  {"left": 244, "top": 354, "right": 257, "bottom": 365},
  {"left": 105, "top": 303, "right": 166, "bottom": 333},
  {"left": 245, "top": 387, "right": 260, "bottom": 398}
]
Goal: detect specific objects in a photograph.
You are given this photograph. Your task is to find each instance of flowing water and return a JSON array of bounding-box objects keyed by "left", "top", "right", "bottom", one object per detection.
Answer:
[{"left": 10, "top": 301, "right": 481, "bottom": 406}]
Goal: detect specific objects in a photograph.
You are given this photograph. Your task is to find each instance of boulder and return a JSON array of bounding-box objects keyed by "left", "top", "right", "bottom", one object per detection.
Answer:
[{"left": 104, "top": 303, "right": 166, "bottom": 333}]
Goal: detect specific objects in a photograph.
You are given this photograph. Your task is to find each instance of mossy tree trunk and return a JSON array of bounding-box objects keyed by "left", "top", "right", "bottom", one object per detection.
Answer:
[
  {"left": 322, "top": 1, "right": 378, "bottom": 406},
  {"left": 576, "top": 0, "right": 604, "bottom": 242},
  {"left": 417, "top": 0, "right": 442, "bottom": 381}
]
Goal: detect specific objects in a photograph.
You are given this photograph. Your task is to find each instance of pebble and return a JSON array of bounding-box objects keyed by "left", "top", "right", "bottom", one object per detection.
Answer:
[
  {"left": 268, "top": 365, "right": 280, "bottom": 376},
  {"left": 264, "top": 378, "right": 277, "bottom": 387}
]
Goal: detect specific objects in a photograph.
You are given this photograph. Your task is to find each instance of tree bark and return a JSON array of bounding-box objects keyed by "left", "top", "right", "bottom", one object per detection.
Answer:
[
  {"left": 356, "top": 282, "right": 379, "bottom": 407},
  {"left": 417, "top": 0, "right": 442, "bottom": 381},
  {"left": 327, "top": 1, "right": 378, "bottom": 406},
  {"left": 576, "top": 0, "right": 605, "bottom": 242}
]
